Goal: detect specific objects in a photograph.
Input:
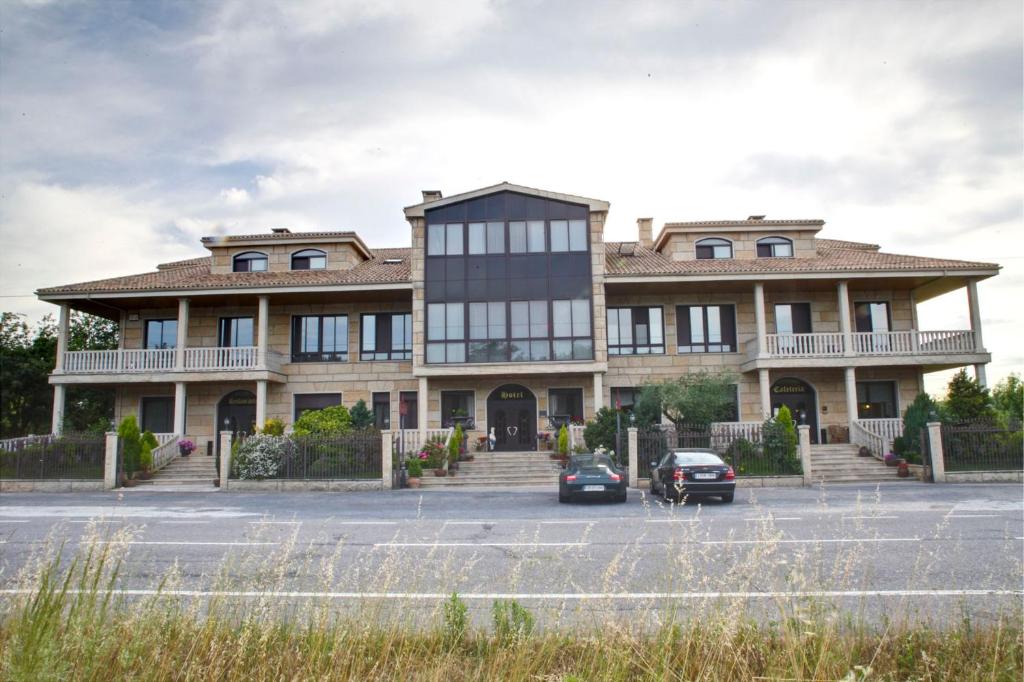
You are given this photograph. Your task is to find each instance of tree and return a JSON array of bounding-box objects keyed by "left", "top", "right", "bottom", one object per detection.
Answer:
[
  {"left": 349, "top": 399, "right": 374, "bottom": 430},
  {"left": 641, "top": 371, "right": 737, "bottom": 427},
  {"left": 582, "top": 408, "right": 618, "bottom": 453},
  {"left": 762, "top": 405, "right": 799, "bottom": 471},
  {"left": 631, "top": 386, "right": 663, "bottom": 428},
  {"left": 943, "top": 369, "right": 994, "bottom": 422},
  {"left": 557, "top": 424, "right": 569, "bottom": 456},
  {"left": 117, "top": 415, "right": 142, "bottom": 476},
  {"left": 892, "top": 393, "right": 940, "bottom": 462},
  {"left": 992, "top": 374, "right": 1023, "bottom": 424},
  {"left": 292, "top": 404, "right": 352, "bottom": 437}
]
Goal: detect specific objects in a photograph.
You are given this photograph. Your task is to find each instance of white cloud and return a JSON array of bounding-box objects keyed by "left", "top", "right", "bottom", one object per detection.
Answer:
[{"left": 219, "top": 187, "right": 251, "bottom": 206}]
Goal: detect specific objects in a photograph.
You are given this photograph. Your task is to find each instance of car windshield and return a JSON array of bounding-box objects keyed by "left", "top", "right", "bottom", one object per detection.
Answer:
[
  {"left": 573, "top": 455, "right": 615, "bottom": 469},
  {"left": 672, "top": 452, "right": 724, "bottom": 466}
]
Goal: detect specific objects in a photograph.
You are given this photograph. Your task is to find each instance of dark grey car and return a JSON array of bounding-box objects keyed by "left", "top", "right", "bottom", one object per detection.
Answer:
[
  {"left": 650, "top": 449, "right": 736, "bottom": 503},
  {"left": 559, "top": 454, "right": 627, "bottom": 503}
]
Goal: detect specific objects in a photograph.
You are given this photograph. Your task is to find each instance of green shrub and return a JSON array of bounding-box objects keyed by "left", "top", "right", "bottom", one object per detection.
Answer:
[
  {"left": 442, "top": 593, "right": 469, "bottom": 648},
  {"left": 894, "top": 393, "right": 940, "bottom": 459},
  {"left": 140, "top": 430, "right": 158, "bottom": 451},
  {"left": 232, "top": 434, "right": 286, "bottom": 480},
  {"left": 449, "top": 423, "right": 464, "bottom": 465},
  {"left": 116, "top": 416, "right": 141, "bottom": 475},
  {"left": 762, "top": 406, "right": 800, "bottom": 473},
  {"left": 307, "top": 457, "right": 340, "bottom": 478},
  {"left": 492, "top": 599, "right": 534, "bottom": 643},
  {"left": 557, "top": 424, "right": 569, "bottom": 456},
  {"left": 583, "top": 407, "right": 619, "bottom": 451},
  {"left": 293, "top": 405, "right": 352, "bottom": 437},
  {"left": 406, "top": 457, "right": 423, "bottom": 477},
  {"left": 260, "top": 418, "right": 285, "bottom": 436},
  {"left": 349, "top": 400, "right": 374, "bottom": 430},
  {"left": 418, "top": 439, "right": 446, "bottom": 468}
]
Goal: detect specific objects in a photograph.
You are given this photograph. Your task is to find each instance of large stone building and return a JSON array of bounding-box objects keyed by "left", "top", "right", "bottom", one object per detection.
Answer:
[{"left": 37, "top": 183, "right": 998, "bottom": 457}]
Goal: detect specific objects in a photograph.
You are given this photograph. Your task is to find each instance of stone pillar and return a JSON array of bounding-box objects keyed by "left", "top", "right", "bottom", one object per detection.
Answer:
[
  {"left": 966, "top": 279, "right": 984, "bottom": 352},
  {"left": 927, "top": 421, "right": 945, "bottom": 483},
  {"left": 173, "top": 382, "right": 186, "bottom": 435},
  {"left": 797, "top": 424, "right": 813, "bottom": 485},
  {"left": 255, "top": 379, "right": 267, "bottom": 430},
  {"left": 844, "top": 367, "right": 858, "bottom": 433},
  {"left": 54, "top": 302, "right": 70, "bottom": 372},
  {"left": 104, "top": 431, "right": 119, "bottom": 490},
  {"left": 219, "top": 430, "right": 232, "bottom": 489},
  {"left": 381, "top": 430, "right": 394, "bottom": 490},
  {"left": 593, "top": 372, "right": 604, "bottom": 413},
  {"left": 175, "top": 298, "right": 189, "bottom": 370},
  {"left": 418, "top": 376, "right": 428, "bottom": 439},
  {"left": 758, "top": 369, "right": 771, "bottom": 419},
  {"left": 753, "top": 282, "right": 767, "bottom": 357},
  {"left": 974, "top": 363, "right": 988, "bottom": 388},
  {"left": 51, "top": 384, "right": 66, "bottom": 435},
  {"left": 257, "top": 295, "right": 270, "bottom": 365},
  {"left": 837, "top": 280, "right": 853, "bottom": 356},
  {"left": 627, "top": 427, "right": 638, "bottom": 488}
]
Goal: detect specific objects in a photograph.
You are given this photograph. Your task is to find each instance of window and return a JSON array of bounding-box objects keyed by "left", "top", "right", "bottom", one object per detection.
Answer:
[
  {"left": 467, "top": 301, "right": 508, "bottom": 362},
  {"left": 611, "top": 387, "right": 640, "bottom": 411},
  {"left": 140, "top": 397, "right": 174, "bottom": 433},
  {"left": 774, "top": 303, "right": 812, "bottom": 334},
  {"left": 144, "top": 319, "right": 177, "bottom": 349},
  {"left": 550, "top": 220, "right": 588, "bottom": 252},
  {"left": 440, "top": 391, "right": 474, "bottom": 428},
  {"left": 219, "top": 317, "right": 254, "bottom": 347},
  {"left": 293, "top": 393, "right": 342, "bottom": 422},
  {"left": 468, "top": 222, "right": 505, "bottom": 254},
  {"left": 551, "top": 299, "right": 593, "bottom": 360},
  {"left": 233, "top": 251, "right": 268, "bottom": 272},
  {"left": 399, "top": 391, "right": 418, "bottom": 429},
  {"left": 676, "top": 305, "right": 737, "bottom": 353},
  {"left": 291, "top": 315, "right": 348, "bottom": 362},
  {"left": 854, "top": 302, "right": 891, "bottom": 333},
  {"left": 426, "top": 303, "right": 466, "bottom": 364},
  {"left": 548, "top": 388, "right": 583, "bottom": 428},
  {"left": 360, "top": 313, "right": 412, "bottom": 360},
  {"left": 372, "top": 392, "right": 390, "bottom": 429},
  {"left": 756, "top": 237, "right": 794, "bottom": 258},
  {"left": 426, "top": 223, "right": 464, "bottom": 256},
  {"left": 695, "top": 238, "right": 733, "bottom": 260},
  {"left": 857, "top": 381, "right": 898, "bottom": 418},
  {"left": 510, "top": 300, "right": 550, "bottom": 361},
  {"left": 607, "top": 307, "right": 664, "bottom": 355},
  {"left": 509, "top": 221, "right": 545, "bottom": 253},
  {"left": 291, "top": 249, "right": 327, "bottom": 270}
]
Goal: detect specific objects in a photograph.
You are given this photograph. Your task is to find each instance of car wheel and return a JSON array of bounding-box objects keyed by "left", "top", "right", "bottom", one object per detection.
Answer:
[
  {"left": 721, "top": 492, "right": 734, "bottom": 503},
  {"left": 616, "top": 491, "right": 627, "bottom": 503},
  {"left": 559, "top": 491, "right": 569, "bottom": 503}
]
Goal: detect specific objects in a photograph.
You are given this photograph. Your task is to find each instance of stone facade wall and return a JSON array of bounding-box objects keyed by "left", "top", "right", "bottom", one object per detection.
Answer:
[
  {"left": 662, "top": 228, "right": 819, "bottom": 261},
  {"left": 208, "top": 241, "right": 364, "bottom": 274}
]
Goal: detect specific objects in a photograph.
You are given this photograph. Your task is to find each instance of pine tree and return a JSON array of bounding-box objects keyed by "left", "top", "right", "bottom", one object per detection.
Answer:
[
  {"left": 348, "top": 399, "right": 374, "bottom": 430},
  {"left": 943, "top": 369, "right": 994, "bottom": 422}
]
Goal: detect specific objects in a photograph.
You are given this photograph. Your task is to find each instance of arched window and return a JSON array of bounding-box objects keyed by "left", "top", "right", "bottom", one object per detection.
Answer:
[
  {"left": 232, "top": 251, "right": 268, "bottom": 272},
  {"left": 291, "top": 248, "right": 327, "bottom": 270},
  {"left": 756, "top": 236, "right": 794, "bottom": 258},
  {"left": 695, "top": 237, "right": 733, "bottom": 260}
]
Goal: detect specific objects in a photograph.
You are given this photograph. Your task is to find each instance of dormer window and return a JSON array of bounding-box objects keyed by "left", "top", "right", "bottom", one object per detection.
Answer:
[
  {"left": 291, "top": 248, "right": 327, "bottom": 270},
  {"left": 695, "top": 238, "right": 733, "bottom": 260},
  {"left": 756, "top": 236, "right": 794, "bottom": 258},
  {"left": 233, "top": 251, "right": 268, "bottom": 272}
]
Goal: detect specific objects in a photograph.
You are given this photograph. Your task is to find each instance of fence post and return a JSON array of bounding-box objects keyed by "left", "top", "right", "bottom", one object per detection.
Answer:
[
  {"left": 381, "top": 430, "right": 394, "bottom": 490},
  {"left": 798, "top": 425, "right": 813, "bottom": 485},
  {"left": 104, "top": 432, "right": 118, "bottom": 490},
  {"left": 219, "top": 431, "right": 232, "bottom": 490},
  {"left": 927, "top": 422, "right": 945, "bottom": 483},
  {"left": 628, "top": 427, "right": 638, "bottom": 488}
]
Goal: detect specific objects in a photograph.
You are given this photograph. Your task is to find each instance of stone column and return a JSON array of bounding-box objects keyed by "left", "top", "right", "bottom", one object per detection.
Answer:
[
  {"left": 51, "top": 384, "right": 66, "bottom": 435},
  {"left": 844, "top": 367, "right": 858, "bottom": 433},
  {"left": 837, "top": 280, "right": 854, "bottom": 356},
  {"left": 175, "top": 298, "right": 189, "bottom": 370},
  {"left": 753, "top": 282, "right": 767, "bottom": 357},
  {"left": 627, "top": 427, "right": 638, "bottom": 488},
  {"left": 54, "top": 302, "right": 70, "bottom": 372},
  {"left": 758, "top": 369, "right": 771, "bottom": 419},
  {"left": 104, "top": 431, "right": 119, "bottom": 490},
  {"left": 255, "top": 380, "right": 267, "bottom": 430},
  {"left": 926, "top": 421, "right": 945, "bottom": 483},
  {"left": 974, "top": 364, "right": 988, "bottom": 388},
  {"left": 219, "top": 430, "right": 232, "bottom": 489},
  {"left": 593, "top": 372, "right": 604, "bottom": 413},
  {"left": 381, "top": 430, "right": 394, "bottom": 490},
  {"left": 966, "top": 279, "right": 984, "bottom": 352},
  {"left": 257, "top": 295, "right": 270, "bottom": 366},
  {"left": 797, "top": 424, "right": 813, "bottom": 485},
  {"left": 173, "top": 382, "right": 187, "bottom": 435},
  {"left": 418, "top": 376, "right": 428, "bottom": 440}
]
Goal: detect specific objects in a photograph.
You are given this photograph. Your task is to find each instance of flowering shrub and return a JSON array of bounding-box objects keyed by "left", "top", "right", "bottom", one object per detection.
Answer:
[
  {"left": 177, "top": 439, "right": 195, "bottom": 454},
  {"left": 418, "top": 440, "right": 446, "bottom": 468},
  {"left": 232, "top": 434, "right": 287, "bottom": 480}
]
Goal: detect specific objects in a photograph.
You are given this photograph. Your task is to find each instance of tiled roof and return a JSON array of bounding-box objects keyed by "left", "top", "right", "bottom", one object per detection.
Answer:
[
  {"left": 605, "top": 238, "right": 998, "bottom": 277},
  {"left": 199, "top": 230, "right": 358, "bottom": 243},
  {"left": 663, "top": 218, "right": 824, "bottom": 227},
  {"left": 38, "top": 248, "right": 412, "bottom": 296}
]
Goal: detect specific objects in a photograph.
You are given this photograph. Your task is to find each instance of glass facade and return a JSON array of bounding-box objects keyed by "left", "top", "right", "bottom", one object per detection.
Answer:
[{"left": 424, "top": 191, "right": 593, "bottom": 364}]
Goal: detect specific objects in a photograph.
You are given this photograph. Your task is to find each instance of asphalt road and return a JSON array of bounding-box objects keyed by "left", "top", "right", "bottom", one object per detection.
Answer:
[{"left": 1, "top": 483, "right": 1021, "bottom": 627}]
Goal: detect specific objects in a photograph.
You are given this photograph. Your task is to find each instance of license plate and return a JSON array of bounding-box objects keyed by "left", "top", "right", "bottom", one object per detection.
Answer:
[
  {"left": 583, "top": 485, "right": 605, "bottom": 491},
  {"left": 692, "top": 473, "right": 717, "bottom": 480}
]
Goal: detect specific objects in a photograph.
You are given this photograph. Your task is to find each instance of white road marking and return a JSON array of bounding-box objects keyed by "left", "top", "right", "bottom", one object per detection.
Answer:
[
  {"left": 333, "top": 521, "right": 398, "bottom": 526},
  {"left": 842, "top": 515, "right": 899, "bottom": 520},
  {"left": 443, "top": 520, "right": 500, "bottom": 525},
  {"left": 157, "top": 521, "right": 210, "bottom": 525},
  {"left": 375, "top": 542, "right": 587, "bottom": 548},
  {"left": 0, "top": 520, "right": 29, "bottom": 523},
  {"left": 98, "top": 541, "right": 277, "bottom": 546},
  {"left": 0, "top": 505, "right": 258, "bottom": 519},
  {"left": 0, "top": 588, "right": 1018, "bottom": 600},
  {"left": 249, "top": 520, "right": 302, "bottom": 525},
  {"left": 540, "top": 520, "right": 598, "bottom": 525},
  {"left": 645, "top": 519, "right": 700, "bottom": 523},
  {"left": 945, "top": 514, "right": 1000, "bottom": 518},
  {"left": 745, "top": 517, "right": 801, "bottom": 522}
]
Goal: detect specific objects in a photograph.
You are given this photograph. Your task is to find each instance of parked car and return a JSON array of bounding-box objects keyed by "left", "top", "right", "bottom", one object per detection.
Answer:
[
  {"left": 650, "top": 449, "right": 735, "bottom": 503},
  {"left": 559, "top": 453, "right": 627, "bottom": 503}
]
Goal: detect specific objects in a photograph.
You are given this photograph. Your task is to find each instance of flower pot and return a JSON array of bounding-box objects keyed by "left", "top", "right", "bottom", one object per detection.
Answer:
[
  {"left": 137, "top": 470, "right": 153, "bottom": 480},
  {"left": 896, "top": 462, "right": 910, "bottom": 478},
  {"left": 122, "top": 478, "right": 139, "bottom": 488},
  {"left": 407, "top": 477, "right": 421, "bottom": 489},
  {"left": 433, "top": 468, "right": 447, "bottom": 477},
  {"left": 857, "top": 446, "right": 872, "bottom": 458}
]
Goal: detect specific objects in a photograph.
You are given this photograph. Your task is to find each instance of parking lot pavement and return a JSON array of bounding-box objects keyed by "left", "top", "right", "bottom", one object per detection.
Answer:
[{"left": 1, "top": 483, "right": 1021, "bottom": 625}]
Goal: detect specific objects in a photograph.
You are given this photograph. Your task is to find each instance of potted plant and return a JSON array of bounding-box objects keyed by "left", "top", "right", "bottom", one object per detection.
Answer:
[
  {"left": 884, "top": 452, "right": 901, "bottom": 467},
  {"left": 537, "top": 431, "right": 552, "bottom": 450},
  {"left": 857, "top": 446, "right": 872, "bottom": 458},
  {"left": 178, "top": 439, "right": 196, "bottom": 457},
  {"left": 896, "top": 460, "right": 911, "bottom": 478},
  {"left": 406, "top": 458, "right": 423, "bottom": 488},
  {"left": 475, "top": 435, "right": 488, "bottom": 452}
]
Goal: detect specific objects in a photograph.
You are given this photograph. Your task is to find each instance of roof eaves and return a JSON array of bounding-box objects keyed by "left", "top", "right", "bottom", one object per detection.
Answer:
[{"left": 403, "top": 182, "right": 610, "bottom": 218}]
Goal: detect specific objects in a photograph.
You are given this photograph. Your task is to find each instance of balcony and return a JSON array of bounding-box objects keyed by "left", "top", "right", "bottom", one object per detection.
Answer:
[
  {"left": 743, "top": 329, "right": 987, "bottom": 370},
  {"left": 53, "top": 347, "right": 285, "bottom": 384}
]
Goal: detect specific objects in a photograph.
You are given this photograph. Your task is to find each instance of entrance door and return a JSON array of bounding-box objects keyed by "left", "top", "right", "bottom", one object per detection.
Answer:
[
  {"left": 216, "top": 390, "right": 257, "bottom": 456},
  {"left": 487, "top": 384, "right": 537, "bottom": 451},
  {"left": 770, "top": 378, "right": 819, "bottom": 444}
]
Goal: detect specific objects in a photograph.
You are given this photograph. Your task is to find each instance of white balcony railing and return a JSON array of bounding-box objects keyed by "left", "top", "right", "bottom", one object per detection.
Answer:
[
  {"left": 766, "top": 332, "right": 845, "bottom": 357},
  {"left": 756, "top": 329, "right": 979, "bottom": 360},
  {"left": 61, "top": 347, "right": 282, "bottom": 375}
]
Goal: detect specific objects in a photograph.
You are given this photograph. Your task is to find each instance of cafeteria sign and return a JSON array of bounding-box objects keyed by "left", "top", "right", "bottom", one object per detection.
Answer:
[{"left": 772, "top": 379, "right": 808, "bottom": 395}]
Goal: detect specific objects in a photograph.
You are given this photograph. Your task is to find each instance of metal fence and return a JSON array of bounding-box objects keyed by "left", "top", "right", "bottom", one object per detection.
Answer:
[
  {"left": 941, "top": 419, "right": 1023, "bottom": 472},
  {"left": 636, "top": 423, "right": 802, "bottom": 479},
  {"left": 0, "top": 433, "right": 105, "bottom": 480},
  {"left": 230, "top": 431, "right": 383, "bottom": 480}
]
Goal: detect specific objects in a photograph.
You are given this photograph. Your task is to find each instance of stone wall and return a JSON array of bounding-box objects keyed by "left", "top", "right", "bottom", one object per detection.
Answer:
[{"left": 208, "top": 241, "right": 364, "bottom": 274}]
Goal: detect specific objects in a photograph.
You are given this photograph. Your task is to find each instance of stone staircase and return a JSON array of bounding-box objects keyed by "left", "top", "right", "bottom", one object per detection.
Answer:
[
  {"left": 143, "top": 454, "right": 219, "bottom": 487},
  {"left": 417, "top": 450, "right": 563, "bottom": 488},
  {"left": 809, "top": 444, "right": 910, "bottom": 484}
]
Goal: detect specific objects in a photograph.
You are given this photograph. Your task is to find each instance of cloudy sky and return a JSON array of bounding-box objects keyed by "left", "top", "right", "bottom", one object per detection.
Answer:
[{"left": 1, "top": 0, "right": 1020, "bottom": 394}]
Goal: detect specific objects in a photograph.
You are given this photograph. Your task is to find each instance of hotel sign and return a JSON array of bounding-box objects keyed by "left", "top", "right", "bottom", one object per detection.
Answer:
[{"left": 499, "top": 390, "right": 526, "bottom": 400}]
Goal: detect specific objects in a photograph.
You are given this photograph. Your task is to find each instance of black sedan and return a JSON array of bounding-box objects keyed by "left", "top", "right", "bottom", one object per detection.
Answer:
[
  {"left": 650, "top": 449, "right": 735, "bottom": 503},
  {"left": 559, "top": 454, "right": 627, "bottom": 503}
]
